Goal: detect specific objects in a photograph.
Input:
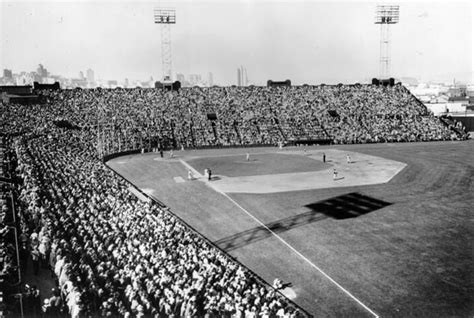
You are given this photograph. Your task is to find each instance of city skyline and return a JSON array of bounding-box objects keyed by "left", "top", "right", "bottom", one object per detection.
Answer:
[
  {"left": 1, "top": 62, "right": 472, "bottom": 89},
  {"left": 1, "top": 63, "right": 221, "bottom": 88},
  {"left": 1, "top": 0, "right": 472, "bottom": 85}
]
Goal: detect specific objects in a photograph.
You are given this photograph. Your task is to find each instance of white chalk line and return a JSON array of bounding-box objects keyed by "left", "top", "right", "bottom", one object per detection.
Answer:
[
  {"left": 179, "top": 159, "right": 204, "bottom": 179},
  {"left": 213, "top": 187, "right": 380, "bottom": 318},
  {"left": 178, "top": 155, "right": 380, "bottom": 316}
]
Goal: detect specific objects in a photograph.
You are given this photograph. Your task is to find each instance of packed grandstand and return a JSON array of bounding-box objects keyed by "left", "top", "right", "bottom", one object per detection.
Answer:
[{"left": 0, "top": 83, "right": 469, "bottom": 317}]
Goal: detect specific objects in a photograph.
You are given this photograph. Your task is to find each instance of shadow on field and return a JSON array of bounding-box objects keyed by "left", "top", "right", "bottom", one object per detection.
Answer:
[
  {"left": 305, "top": 192, "right": 391, "bottom": 220},
  {"left": 215, "top": 192, "right": 391, "bottom": 252},
  {"left": 215, "top": 210, "right": 328, "bottom": 251}
]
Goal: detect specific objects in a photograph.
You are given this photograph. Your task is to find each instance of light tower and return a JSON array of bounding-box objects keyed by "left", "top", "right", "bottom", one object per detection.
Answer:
[
  {"left": 375, "top": 5, "right": 399, "bottom": 78},
  {"left": 154, "top": 8, "right": 176, "bottom": 82}
]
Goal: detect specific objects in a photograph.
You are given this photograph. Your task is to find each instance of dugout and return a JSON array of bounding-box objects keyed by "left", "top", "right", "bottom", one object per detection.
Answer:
[{"left": 449, "top": 115, "right": 474, "bottom": 132}]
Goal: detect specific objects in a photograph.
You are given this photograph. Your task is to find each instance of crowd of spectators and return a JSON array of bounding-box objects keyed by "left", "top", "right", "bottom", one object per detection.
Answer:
[
  {"left": 15, "top": 131, "right": 304, "bottom": 317},
  {"left": 35, "top": 84, "right": 467, "bottom": 157},
  {"left": 4, "top": 114, "right": 305, "bottom": 316},
  {"left": 1, "top": 137, "right": 20, "bottom": 317},
  {"left": 0, "top": 188, "right": 17, "bottom": 282},
  {"left": 1, "top": 83, "right": 469, "bottom": 317},
  {"left": 439, "top": 115, "right": 470, "bottom": 139}
]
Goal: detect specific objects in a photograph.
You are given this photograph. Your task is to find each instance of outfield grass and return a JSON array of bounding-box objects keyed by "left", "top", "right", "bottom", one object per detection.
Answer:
[{"left": 108, "top": 141, "right": 474, "bottom": 317}]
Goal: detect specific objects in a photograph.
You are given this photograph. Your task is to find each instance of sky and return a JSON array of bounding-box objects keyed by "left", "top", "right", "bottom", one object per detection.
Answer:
[{"left": 0, "top": 0, "right": 472, "bottom": 85}]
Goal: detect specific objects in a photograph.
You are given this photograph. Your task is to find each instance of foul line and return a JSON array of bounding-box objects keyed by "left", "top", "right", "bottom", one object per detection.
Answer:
[
  {"left": 214, "top": 188, "right": 379, "bottom": 318},
  {"left": 178, "top": 157, "right": 378, "bottom": 317},
  {"left": 179, "top": 159, "right": 204, "bottom": 178}
]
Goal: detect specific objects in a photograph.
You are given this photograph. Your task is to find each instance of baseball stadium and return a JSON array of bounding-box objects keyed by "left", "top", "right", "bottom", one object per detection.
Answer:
[
  {"left": 1, "top": 80, "right": 473, "bottom": 317},
  {"left": 1, "top": 2, "right": 474, "bottom": 318}
]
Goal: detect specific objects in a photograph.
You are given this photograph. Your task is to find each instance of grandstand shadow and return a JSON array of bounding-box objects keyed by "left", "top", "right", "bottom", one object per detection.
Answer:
[
  {"left": 305, "top": 192, "right": 391, "bottom": 220},
  {"left": 215, "top": 192, "right": 391, "bottom": 252},
  {"left": 215, "top": 209, "right": 328, "bottom": 252}
]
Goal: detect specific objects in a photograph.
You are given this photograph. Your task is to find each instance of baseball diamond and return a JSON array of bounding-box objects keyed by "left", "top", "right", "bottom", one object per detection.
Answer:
[{"left": 108, "top": 140, "right": 474, "bottom": 317}]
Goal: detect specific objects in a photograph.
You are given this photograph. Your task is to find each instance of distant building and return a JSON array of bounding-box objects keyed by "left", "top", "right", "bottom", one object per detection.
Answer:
[
  {"left": 243, "top": 67, "right": 248, "bottom": 86},
  {"left": 398, "top": 77, "right": 418, "bottom": 86},
  {"left": 207, "top": 72, "right": 213, "bottom": 86},
  {"left": 3, "top": 69, "right": 12, "bottom": 79},
  {"left": 189, "top": 74, "right": 202, "bottom": 86},
  {"left": 16, "top": 72, "right": 35, "bottom": 85},
  {"left": 107, "top": 80, "right": 118, "bottom": 88},
  {"left": 176, "top": 73, "right": 185, "bottom": 84},
  {"left": 141, "top": 81, "right": 151, "bottom": 88},
  {"left": 86, "top": 69, "right": 95, "bottom": 83},
  {"left": 448, "top": 86, "right": 467, "bottom": 98},
  {"left": 79, "top": 71, "right": 85, "bottom": 80},
  {"left": 237, "top": 66, "right": 247, "bottom": 86},
  {"left": 70, "top": 78, "right": 88, "bottom": 88},
  {"left": 424, "top": 94, "right": 469, "bottom": 116},
  {"left": 36, "top": 64, "right": 48, "bottom": 79}
]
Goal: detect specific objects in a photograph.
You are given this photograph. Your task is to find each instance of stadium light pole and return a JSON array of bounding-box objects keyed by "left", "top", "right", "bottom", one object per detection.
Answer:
[
  {"left": 154, "top": 8, "right": 176, "bottom": 82},
  {"left": 375, "top": 5, "right": 399, "bottom": 79}
]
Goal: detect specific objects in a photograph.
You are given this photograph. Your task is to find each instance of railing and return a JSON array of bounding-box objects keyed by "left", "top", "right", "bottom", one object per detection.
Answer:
[
  {"left": 7, "top": 190, "right": 22, "bottom": 289},
  {"left": 0, "top": 137, "right": 24, "bottom": 318},
  {"left": 6, "top": 226, "right": 22, "bottom": 287}
]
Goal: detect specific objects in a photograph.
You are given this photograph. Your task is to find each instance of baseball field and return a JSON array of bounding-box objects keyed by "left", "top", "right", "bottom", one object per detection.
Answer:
[{"left": 107, "top": 140, "right": 474, "bottom": 317}]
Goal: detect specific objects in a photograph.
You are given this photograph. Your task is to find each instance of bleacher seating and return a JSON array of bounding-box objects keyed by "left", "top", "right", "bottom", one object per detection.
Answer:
[{"left": 0, "top": 82, "right": 469, "bottom": 317}]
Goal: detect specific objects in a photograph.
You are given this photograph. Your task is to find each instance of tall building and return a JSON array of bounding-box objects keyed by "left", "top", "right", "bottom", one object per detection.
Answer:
[
  {"left": 237, "top": 66, "right": 247, "bottom": 86},
  {"left": 17, "top": 72, "right": 35, "bottom": 85},
  {"left": 189, "top": 74, "right": 202, "bottom": 86},
  {"left": 86, "top": 69, "right": 95, "bottom": 83},
  {"left": 3, "top": 69, "right": 12, "bottom": 79},
  {"left": 79, "top": 71, "right": 85, "bottom": 80},
  {"left": 243, "top": 67, "right": 248, "bottom": 86},
  {"left": 207, "top": 72, "right": 214, "bottom": 86},
  {"left": 36, "top": 64, "right": 48, "bottom": 78}
]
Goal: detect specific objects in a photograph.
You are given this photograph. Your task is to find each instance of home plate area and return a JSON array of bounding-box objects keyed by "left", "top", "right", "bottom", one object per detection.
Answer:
[{"left": 183, "top": 149, "right": 406, "bottom": 194}]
